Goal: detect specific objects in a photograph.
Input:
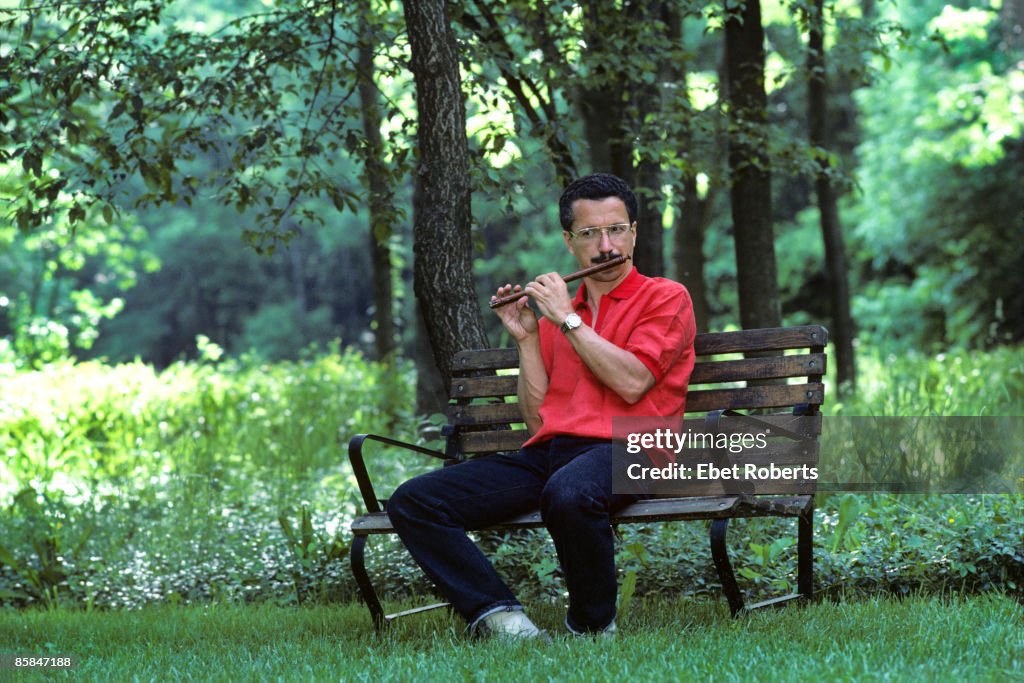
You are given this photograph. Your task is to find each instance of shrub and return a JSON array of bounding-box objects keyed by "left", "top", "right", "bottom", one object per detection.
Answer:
[{"left": 1, "top": 344, "right": 1021, "bottom": 609}]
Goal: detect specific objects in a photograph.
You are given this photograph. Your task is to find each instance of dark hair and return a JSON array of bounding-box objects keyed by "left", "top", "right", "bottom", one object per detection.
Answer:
[{"left": 558, "top": 173, "right": 638, "bottom": 231}]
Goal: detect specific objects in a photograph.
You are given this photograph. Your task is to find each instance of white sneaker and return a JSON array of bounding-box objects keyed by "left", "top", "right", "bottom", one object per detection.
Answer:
[
  {"left": 478, "top": 607, "right": 548, "bottom": 640},
  {"left": 567, "top": 617, "right": 616, "bottom": 638}
]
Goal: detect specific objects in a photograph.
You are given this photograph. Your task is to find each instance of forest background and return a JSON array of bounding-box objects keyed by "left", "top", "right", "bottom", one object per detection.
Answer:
[
  {"left": 2, "top": 0, "right": 1021, "bottom": 388},
  {"left": 0, "top": 0, "right": 1022, "bottom": 613}
]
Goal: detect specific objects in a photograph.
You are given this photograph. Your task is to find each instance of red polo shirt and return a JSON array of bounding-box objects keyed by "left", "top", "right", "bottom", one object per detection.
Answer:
[{"left": 522, "top": 267, "right": 696, "bottom": 463}]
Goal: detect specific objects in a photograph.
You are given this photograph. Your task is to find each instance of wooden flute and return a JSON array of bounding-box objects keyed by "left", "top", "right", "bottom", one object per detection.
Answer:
[{"left": 488, "top": 255, "right": 631, "bottom": 309}]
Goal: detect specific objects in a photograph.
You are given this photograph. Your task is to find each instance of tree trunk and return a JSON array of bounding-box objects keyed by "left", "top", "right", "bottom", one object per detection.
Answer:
[
  {"left": 414, "top": 305, "right": 449, "bottom": 416},
  {"left": 577, "top": 0, "right": 671, "bottom": 275},
  {"left": 1001, "top": 0, "right": 1024, "bottom": 53},
  {"left": 724, "top": 0, "right": 781, "bottom": 330},
  {"left": 807, "top": 0, "right": 856, "bottom": 392},
  {"left": 669, "top": 6, "right": 711, "bottom": 331},
  {"left": 629, "top": 0, "right": 668, "bottom": 278},
  {"left": 676, "top": 174, "right": 712, "bottom": 332},
  {"left": 403, "top": 0, "right": 488, "bottom": 388},
  {"left": 634, "top": 157, "right": 665, "bottom": 277},
  {"left": 357, "top": 5, "right": 397, "bottom": 360},
  {"left": 577, "top": 1, "right": 631, "bottom": 181}
]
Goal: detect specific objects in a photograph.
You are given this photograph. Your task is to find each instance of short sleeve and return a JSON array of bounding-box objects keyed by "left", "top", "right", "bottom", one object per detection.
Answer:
[{"left": 624, "top": 283, "right": 696, "bottom": 382}]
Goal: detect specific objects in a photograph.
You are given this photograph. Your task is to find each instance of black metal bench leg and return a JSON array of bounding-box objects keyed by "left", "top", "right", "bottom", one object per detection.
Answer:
[
  {"left": 350, "top": 535, "right": 385, "bottom": 631},
  {"left": 798, "top": 506, "right": 814, "bottom": 600},
  {"left": 710, "top": 518, "right": 745, "bottom": 616}
]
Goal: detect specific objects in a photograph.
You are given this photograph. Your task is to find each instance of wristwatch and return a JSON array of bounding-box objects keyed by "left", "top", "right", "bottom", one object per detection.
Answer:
[{"left": 560, "top": 312, "right": 583, "bottom": 334}]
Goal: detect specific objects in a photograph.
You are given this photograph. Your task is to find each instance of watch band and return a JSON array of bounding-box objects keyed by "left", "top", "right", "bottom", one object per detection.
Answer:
[{"left": 560, "top": 312, "right": 582, "bottom": 334}]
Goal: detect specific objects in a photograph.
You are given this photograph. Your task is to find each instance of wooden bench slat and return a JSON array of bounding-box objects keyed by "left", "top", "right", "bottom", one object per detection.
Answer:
[
  {"left": 449, "top": 356, "right": 826, "bottom": 402},
  {"left": 735, "top": 495, "right": 814, "bottom": 516},
  {"left": 451, "top": 442, "right": 821, "bottom": 466},
  {"left": 446, "top": 406, "right": 824, "bottom": 441},
  {"left": 452, "top": 380, "right": 825, "bottom": 411},
  {"left": 675, "top": 440, "right": 819, "bottom": 465},
  {"left": 645, "top": 480, "right": 817, "bottom": 497},
  {"left": 694, "top": 325, "right": 828, "bottom": 355},
  {"left": 453, "top": 348, "right": 519, "bottom": 372},
  {"left": 448, "top": 407, "right": 822, "bottom": 435},
  {"left": 689, "top": 353, "right": 826, "bottom": 385},
  {"left": 685, "top": 383, "right": 824, "bottom": 413},
  {"left": 678, "top": 413, "right": 823, "bottom": 438},
  {"left": 351, "top": 494, "right": 814, "bottom": 536},
  {"left": 449, "top": 417, "right": 825, "bottom": 449},
  {"left": 447, "top": 402, "right": 523, "bottom": 426},
  {"left": 450, "top": 435, "right": 820, "bottom": 466},
  {"left": 611, "top": 496, "right": 743, "bottom": 522},
  {"left": 451, "top": 375, "right": 518, "bottom": 399},
  {"left": 459, "top": 429, "right": 533, "bottom": 453},
  {"left": 454, "top": 432, "right": 819, "bottom": 461},
  {"left": 450, "top": 326, "right": 828, "bottom": 378}
]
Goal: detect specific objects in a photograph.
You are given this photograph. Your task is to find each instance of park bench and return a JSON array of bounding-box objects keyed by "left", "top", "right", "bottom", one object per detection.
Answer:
[{"left": 348, "top": 324, "right": 827, "bottom": 630}]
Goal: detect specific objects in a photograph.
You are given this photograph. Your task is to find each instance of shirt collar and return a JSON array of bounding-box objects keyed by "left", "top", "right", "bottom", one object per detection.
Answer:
[{"left": 573, "top": 266, "right": 646, "bottom": 309}]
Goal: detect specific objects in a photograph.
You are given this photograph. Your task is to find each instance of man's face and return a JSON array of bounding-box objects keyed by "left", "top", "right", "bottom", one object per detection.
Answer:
[{"left": 563, "top": 196, "right": 636, "bottom": 282}]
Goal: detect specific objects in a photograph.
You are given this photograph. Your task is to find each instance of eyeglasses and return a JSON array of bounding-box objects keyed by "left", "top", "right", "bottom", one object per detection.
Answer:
[{"left": 567, "top": 223, "right": 633, "bottom": 244}]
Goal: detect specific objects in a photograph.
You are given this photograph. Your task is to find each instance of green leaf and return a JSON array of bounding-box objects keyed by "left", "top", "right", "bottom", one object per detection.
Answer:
[
  {"left": 22, "top": 148, "right": 42, "bottom": 177},
  {"left": 0, "top": 542, "right": 19, "bottom": 569},
  {"left": 617, "top": 569, "right": 637, "bottom": 618},
  {"left": 138, "top": 161, "right": 160, "bottom": 193},
  {"left": 832, "top": 494, "right": 861, "bottom": 553},
  {"left": 16, "top": 206, "right": 30, "bottom": 232},
  {"left": 739, "top": 567, "right": 762, "bottom": 581},
  {"left": 278, "top": 511, "right": 296, "bottom": 545},
  {"left": 68, "top": 204, "right": 86, "bottom": 224},
  {"left": 330, "top": 190, "right": 345, "bottom": 212},
  {"left": 300, "top": 505, "right": 314, "bottom": 546}
]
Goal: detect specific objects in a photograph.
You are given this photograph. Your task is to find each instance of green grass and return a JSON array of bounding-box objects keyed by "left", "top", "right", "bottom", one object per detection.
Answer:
[{"left": 1, "top": 595, "right": 1020, "bottom": 681}]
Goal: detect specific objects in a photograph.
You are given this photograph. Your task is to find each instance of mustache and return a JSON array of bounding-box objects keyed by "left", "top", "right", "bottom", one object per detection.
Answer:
[{"left": 591, "top": 252, "right": 623, "bottom": 264}]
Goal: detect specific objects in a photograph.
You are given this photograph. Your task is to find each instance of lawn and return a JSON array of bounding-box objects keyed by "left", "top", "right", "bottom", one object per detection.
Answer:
[{"left": 1, "top": 594, "right": 1021, "bottom": 681}]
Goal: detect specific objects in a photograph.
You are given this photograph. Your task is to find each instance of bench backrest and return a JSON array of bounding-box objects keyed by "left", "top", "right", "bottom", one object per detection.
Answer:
[{"left": 445, "top": 325, "right": 827, "bottom": 494}]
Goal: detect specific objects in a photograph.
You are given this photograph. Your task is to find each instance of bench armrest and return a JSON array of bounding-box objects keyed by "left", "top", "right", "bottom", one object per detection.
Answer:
[
  {"left": 348, "top": 433, "right": 448, "bottom": 513},
  {"left": 704, "top": 409, "right": 816, "bottom": 496}
]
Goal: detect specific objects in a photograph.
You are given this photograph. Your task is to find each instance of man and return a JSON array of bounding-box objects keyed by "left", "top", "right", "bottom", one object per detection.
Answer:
[{"left": 388, "top": 173, "right": 695, "bottom": 638}]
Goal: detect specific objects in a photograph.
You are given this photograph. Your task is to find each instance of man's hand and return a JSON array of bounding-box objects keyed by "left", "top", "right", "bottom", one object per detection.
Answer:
[
  {"left": 491, "top": 284, "right": 539, "bottom": 342},
  {"left": 523, "top": 272, "right": 574, "bottom": 326}
]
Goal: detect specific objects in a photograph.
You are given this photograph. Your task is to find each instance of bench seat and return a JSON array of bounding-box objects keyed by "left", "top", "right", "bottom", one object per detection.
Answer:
[{"left": 351, "top": 494, "right": 814, "bottom": 535}]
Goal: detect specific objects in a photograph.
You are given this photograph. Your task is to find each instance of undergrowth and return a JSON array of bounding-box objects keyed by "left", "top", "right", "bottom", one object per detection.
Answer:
[{"left": 0, "top": 342, "right": 1021, "bottom": 610}]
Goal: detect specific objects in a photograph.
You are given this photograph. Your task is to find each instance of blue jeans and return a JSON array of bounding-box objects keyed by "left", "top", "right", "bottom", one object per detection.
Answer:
[{"left": 387, "top": 436, "right": 647, "bottom": 633}]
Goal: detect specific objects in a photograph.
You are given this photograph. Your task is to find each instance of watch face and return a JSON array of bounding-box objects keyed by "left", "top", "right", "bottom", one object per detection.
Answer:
[{"left": 562, "top": 313, "right": 582, "bottom": 332}]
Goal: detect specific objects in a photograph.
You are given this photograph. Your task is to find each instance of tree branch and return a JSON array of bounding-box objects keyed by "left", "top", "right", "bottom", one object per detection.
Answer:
[{"left": 459, "top": 0, "right": 577, "bottom": 184}]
